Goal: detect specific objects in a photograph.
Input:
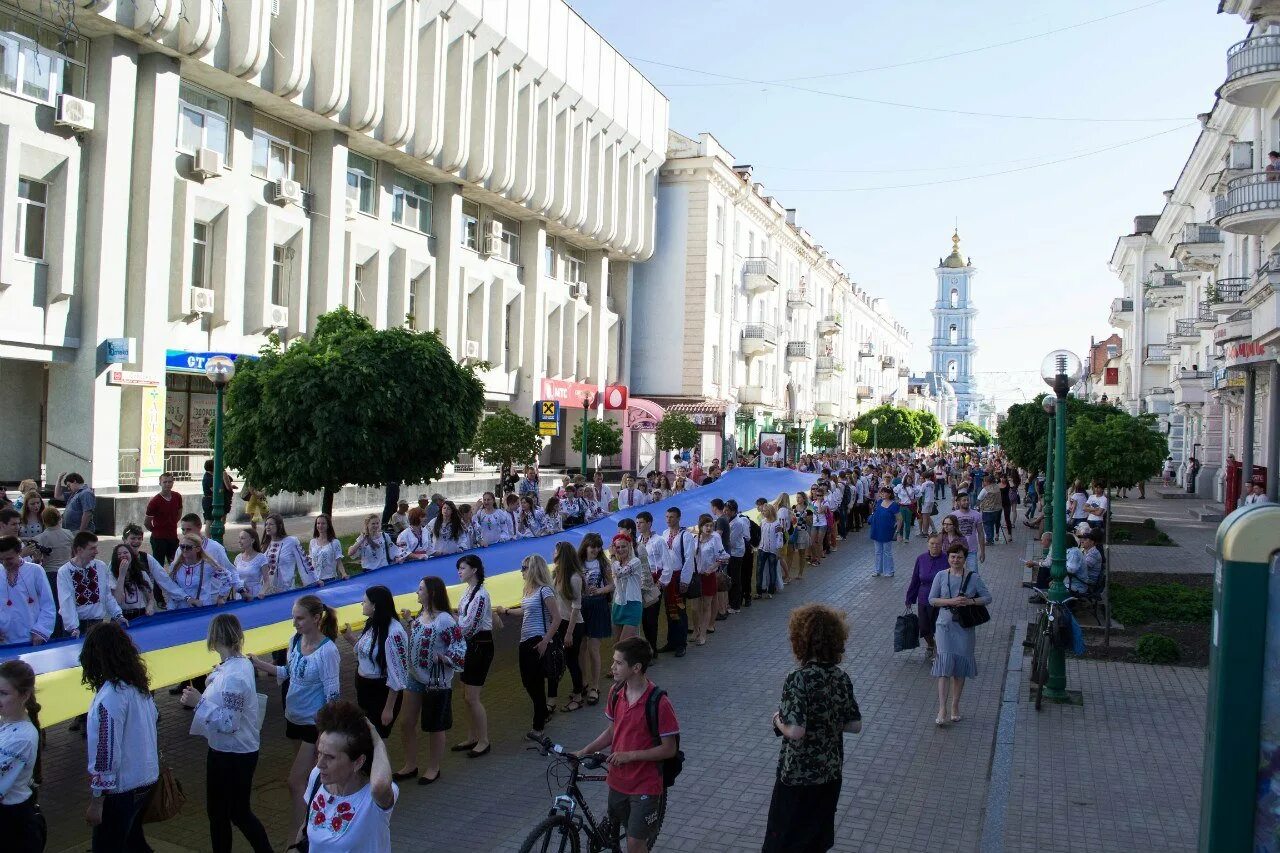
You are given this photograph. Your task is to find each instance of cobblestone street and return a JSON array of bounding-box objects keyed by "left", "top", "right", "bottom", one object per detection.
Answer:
[{"left": 36, "top": 494, "right": 1207, "bottom": 852}]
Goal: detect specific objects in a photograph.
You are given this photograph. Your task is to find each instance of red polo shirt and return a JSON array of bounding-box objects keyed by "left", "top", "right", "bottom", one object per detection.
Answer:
[
  {"left": 605, "top": 680, "right": 679, "bottom": 796},
  {"left": 145, "top": 491, "right": 183, "bottom": 539}
]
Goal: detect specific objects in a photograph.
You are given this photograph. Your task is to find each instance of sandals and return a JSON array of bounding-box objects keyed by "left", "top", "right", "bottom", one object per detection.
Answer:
[
  {"left": 585, "top": 688, "right": 600, "bottom": 706},
  {"left": 560, "top": 696, "right": 585, "bottom": 713}
]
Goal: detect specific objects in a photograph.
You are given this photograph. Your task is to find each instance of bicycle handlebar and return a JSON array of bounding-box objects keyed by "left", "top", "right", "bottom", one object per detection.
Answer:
[
  {"left": 526, "top": 732, "right": 608, "bottom": 769},
  {"left": 1028, "top": 587, "right": 1079, "bottom": 605}
]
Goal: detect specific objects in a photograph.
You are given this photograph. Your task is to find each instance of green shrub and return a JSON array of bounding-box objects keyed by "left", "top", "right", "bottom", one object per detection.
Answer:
[
  {"left": 1141, "top": 518, "right": 1156, "bottom": 529},
  {"left": 1111, "top": 529, "right": 1132, "bottom": 542},
  {"left": 1111, "top": 584, "right": 1212, "bottom": 626},
  {"left": 1150, "top": 532, "right": 1175, "bottom": 546},
  {"left": 1136, "top": 633, "right": 1180, "bottom": 664}
]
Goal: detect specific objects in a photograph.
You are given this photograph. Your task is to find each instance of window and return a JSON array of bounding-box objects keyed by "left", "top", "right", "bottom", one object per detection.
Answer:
[
  {"left": 0, "top": 9, "right": 87, "bottom": 105},
  {"left": 15, "top": 178, "right": 46, "bottom": 260},
  {"left": 565, "top": 249, "right": 584, "bottom": 285},
  {"left": 353, "top": 263, "right": 368, "bottom": 312},
  {"left": 391, "top": 172, "right": 432, "bottom": 234},
  {"left": 407, "top": 273, "right": 426, "bottom": 328},
  {"left": 1106, "top": 344, "right": 1119, "bottom": 359},
  {"left": 544, "top": 243, "right": 557, "bottom": 278},
  {"left": 712, "top": 273, "right": 721, "bottom": 308},
  {"left": 495, "top": 215, "right": 520, "bottom": 264},
  {"left": 251, "top": 114, "right": 310, "bottom": 187},
  {"left": 715, "top": 205, "right": 724, "bottom": 244},
  {"left": 949, "top": 288, "right": 959, "bottom": 308},
  {"left": 177, "top": 82, "right": 230, "bottom": 156},
  {"left": 346, "top": 152, "right": 376, "bottom": 214},
  {"left": 949, "top": 324, "right": 958, "bottom": 345},
  {"left": 271, "top": 245, "right": 288, "bottom": 306},
  {"left": 947, "top": 360, "right": 958, "bottom": 382},
  {"left": 1105, "top": 367, "right": 1119, "bottom": 385},
  {"left": 461, "top": 200, "right": 480, "bottom": 250},
  {"left": 711, "top": 344, "right": 720, "bottom": 379},
  {"left": 190, "top": 221, "right": 211, "bottom": 291}
]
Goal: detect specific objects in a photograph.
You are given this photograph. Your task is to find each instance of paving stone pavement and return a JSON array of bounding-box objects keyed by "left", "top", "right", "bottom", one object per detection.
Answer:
[{"left": 34, "top": 495, "right": 1208, "bottom": 852}]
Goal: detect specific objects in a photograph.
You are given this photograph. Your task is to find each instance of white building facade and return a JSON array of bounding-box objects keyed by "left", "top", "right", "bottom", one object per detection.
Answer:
[
  {"left": 630, "top": 131, "right": 910, "bottom": 468},
  {"left": 0, "top": 0, "right": 667, "bottom": 488},
  {"left": 1106, "top": 0, "right": 1280, "bottom": 502}
]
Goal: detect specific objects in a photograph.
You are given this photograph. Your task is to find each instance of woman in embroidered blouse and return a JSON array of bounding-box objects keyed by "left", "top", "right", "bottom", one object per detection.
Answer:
[
  {"left": 108, "top": 543, "right": 155, "bottom": 620},
  {"left": 349, "top": 514, "right": 398, "bottom": 573},
  {"left": 310, "top": 514, "right": 347, "bottom": 583},
  {"left": 263, "top": 514, "right": 319, "bottom": 593},
  {"left": 181, "top": 614, "right": 272, "bottom": 853},
  {"left": 252, "top": 595, "right": 341, "bottom": 841},
  {"left": 16, "top": 492, "right": 44, "bottom": 540},
  {"left": 234, "top": 528, "right": 269, "bottom": 600},
  {"left": 576, "top": 533, "right": 614, "bottom": 706},
  {"left": 300, "top": 701, "right": 397, "bottom": 853},
  {"left": 172, "top": 533, "right": 237, "bottom": 608},
  {"left": 394, "top": 577, "right": 466, "bottom": 786},
  {"left": 81, "top": 622, "right": 159, "bottom": 851},
  {"left": 473, "top": 493, "right": 513, "bottom": 547},
  {"left": 0, "top": 660, "right": 42, "bottom": 852},
  {"left": 394, "top": 508, "right": 430, "bottom": 562},
  {"left": 542, "top": 497, "right": 564, "bottom": 536},
  {"left": 427, "top": 502, "right": 467, "bottom": 557},
  {"left": 453, "top": 555, "right": 493, "bottom": 758},
  {"left": 340, "top": 585, "right": 407, "bottom": 740},
  {"left": 514, "top": 495, "right": 545, "bottom": 539},
  {"left": 692, "top": 513, "right": 729, "bottom": 647},
  {"left": 580, "top": 485, "right": 603, "bottom": 521}
]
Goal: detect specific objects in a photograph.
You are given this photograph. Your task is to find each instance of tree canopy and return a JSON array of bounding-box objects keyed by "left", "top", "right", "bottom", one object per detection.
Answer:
[
  {"left": 848, "top": 428, "right": 869, "bottom": 448},
  {"left": 571, "top": 417, "right": 623, "bottom": 460},
  {"left": 223, "top": 307, "right": 485, "bottom": 514},
  {"left": 998, "top": 394, "right": 1117, "bottom": 472},
  {"left": 950, "top": 420, "right": 992, "bottom": 447},
  {"left": 852, "top": 405, "right": 923, "bottom": 449},
  {"left": 910, "top": 410, "right": 943, "bottom": 446},
  {"left": 1067, "top": 412, "right": 1167, "bottom": 489},
  {"left": 654, "top": 413, "right": 701, "bottom": 452},
  {"left": 470, "top": 408, "right": 542, "bottom": 471},
  {"left": 810, "top": 423, "right": 839, "bottom": 449}
]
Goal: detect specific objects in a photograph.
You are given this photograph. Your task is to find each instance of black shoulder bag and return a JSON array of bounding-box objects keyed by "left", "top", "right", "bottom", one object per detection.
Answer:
[
  {"left": 538, "top": 587, "right": 566, "bottom": 681},
  {"left": 951, "top": 572, "right": 991, "bottom": 629}
]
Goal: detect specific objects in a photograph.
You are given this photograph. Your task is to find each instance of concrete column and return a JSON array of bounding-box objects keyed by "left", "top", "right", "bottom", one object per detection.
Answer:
[
  {"left": 584, "top": 250, "right": 609, "bottom": 387},
  {"left": 431, "top": 183, "right": 464, "bottom": 355},
  {"left": 1269, "top": 362, "right": 1280, "bottom": 503},
  {"left": 45, "top": 36, "right": 139, "bottom": 488},
  {"left": 306, "top": 130, "right": 350, "bottom": 323},
  {"left": 1242, "top": 368, "right": 1256, "bottom": 501},
  {"left": 519, "top": 220, "right": 548, "bottom": 409}
]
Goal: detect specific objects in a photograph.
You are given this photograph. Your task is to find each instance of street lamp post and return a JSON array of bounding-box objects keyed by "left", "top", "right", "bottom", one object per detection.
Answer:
[
  {"left": 1042, "top": 395, "right": 1056, "bottom": 535},
  {"left": 1040, "top": 349, "right": 1082, "bottom": 702},
  {"left": 871, "top": 417, "right": 880, "bottom": 452},
  {"left": 204, "top": 355, "right": 237, "bottom": 545}
]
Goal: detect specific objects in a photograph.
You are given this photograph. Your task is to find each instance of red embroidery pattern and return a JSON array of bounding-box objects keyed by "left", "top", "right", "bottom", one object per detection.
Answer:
[
  {"left": 310, "top": 789, "right": 358, "bottom": 837},
  {"left": 73, "top": 567, "right": 100, "bottom": 607}
]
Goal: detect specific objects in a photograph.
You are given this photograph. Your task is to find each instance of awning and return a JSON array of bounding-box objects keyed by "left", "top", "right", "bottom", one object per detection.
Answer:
[{"left": 665, "top": 400, "right": 727, "bottom": 415}]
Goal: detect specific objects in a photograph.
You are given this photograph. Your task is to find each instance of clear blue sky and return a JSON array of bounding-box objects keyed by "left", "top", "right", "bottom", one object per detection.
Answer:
[{"left": 570, "top": 0, "right": 1241, "bottom": 410}]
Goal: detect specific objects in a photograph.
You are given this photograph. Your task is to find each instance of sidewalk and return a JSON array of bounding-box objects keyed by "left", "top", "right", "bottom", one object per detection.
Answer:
[{"left": 1106, "top": 488, "right": 1218, "bottom": 575}]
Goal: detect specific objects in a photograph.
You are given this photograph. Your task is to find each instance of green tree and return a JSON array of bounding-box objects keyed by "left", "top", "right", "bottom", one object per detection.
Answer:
[
  {"left": 1067, "top": 411, "right": 1167, "bottom": 489},
  {"left": 849, "top": 428, "right": 869, "bottom": 447},
  {"left": 852, "top": 405, "right": 923, "bottom": 449},
  {"left": 654, "top": 413, "right": 701, "bottom": 453},
  {"left": 810, "top": 424, "right": 838, "bottom": 449},
  {"left": 911, "top": 410, "right": 943, "bottom": 446},
  {"left": 999, "top": 394, "right": 1118, "bottom": 472},
  {"left": 469, "top": 408, "right": 542, "bottom": 488},
  {"left": 223, "top": 307, "right": 485, "bottom": 516},
  {"left": 571, "top": 417, "right": 623, "bottom": 462},
  {"left": 950, "top": 420, "right": 992, "bottom": 447}
]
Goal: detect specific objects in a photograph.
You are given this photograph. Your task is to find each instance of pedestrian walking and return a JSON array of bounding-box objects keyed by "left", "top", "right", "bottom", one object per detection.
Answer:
[
  {"left": 496, "top": 556, "right": 563, "bottom": 739},
  {"left": 549, "top": 542, "right": 587, "bottom": 711},
  {"left": 453, "top": 555, "right": 494, "bottom": 757},
  {"left": 905, "top": 535, "right": 948, "bottom": 661},
  {"left": 762, "top": 604, "right": 862, "bottom": 853},
  {"left": 577, "top": 533, "right": 614, "bottom": 704},
  {"left": 340, "top": 585, "right": 407, "bottom": 739},
  {"left": 868, "top": 488, "right": 901, "bottom": 578},
  {"left": 0, "top": 660, "right": 45, "bottom": 852},
  {"left": 394, "top": 577, "right": 465, "bottom": 786},
  {"left": 928, "top": 543, "right": 993, "bottom": 726}
]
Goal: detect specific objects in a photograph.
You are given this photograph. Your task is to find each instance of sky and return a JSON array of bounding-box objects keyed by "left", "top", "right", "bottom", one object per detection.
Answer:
[{"left": 569, "top": 0, "right": 1241, "bottom": 411}]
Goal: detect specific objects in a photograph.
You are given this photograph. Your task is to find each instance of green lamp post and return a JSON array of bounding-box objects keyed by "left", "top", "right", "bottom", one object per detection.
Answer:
[
  {"left": 1042, "top": 395, "right": 1056, "bottom": 535},
  {"left": 204, "top": 354, "right": 237, "bottom": 545},
  {"left": 1040, "top": 349, "right": 1082, "bottom": 702}
]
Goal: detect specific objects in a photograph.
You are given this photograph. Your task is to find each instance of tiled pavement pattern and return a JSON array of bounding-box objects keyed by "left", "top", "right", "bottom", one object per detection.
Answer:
[
  {"left": 1106, "top": 490, "right": 1217, "bottom": 576},
  {"left": 37, "top": 490, "right": 1208, "bottom": 852}
]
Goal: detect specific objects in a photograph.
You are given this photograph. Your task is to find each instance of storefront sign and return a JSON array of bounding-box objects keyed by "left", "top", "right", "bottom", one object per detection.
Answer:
[
  {"left": 533, "top": 400, "right": 561, "bottom": 437},
  {"left": 165, "top": 349, "right": 255, "bottom": 375},
  {"left": 106, "top": 369, "right": 160, "bottom": 387},
  {"left": 105, "top": 337, "right": 135, "bottom": 364},
  {"left": 601, "top": 384, "right": 629, "bottom": 410},
  {"left": 1221, "top": 340, "right": 1278, "bottom": 370},
  {"left": 689, "top": 413, "right": 719, "bottom": 427},
  {"left": 140, "top": 386, "right": 165, "bottom": 479},
  {"left": 540, "top": 378, "right": 599, "bottom": 405}
]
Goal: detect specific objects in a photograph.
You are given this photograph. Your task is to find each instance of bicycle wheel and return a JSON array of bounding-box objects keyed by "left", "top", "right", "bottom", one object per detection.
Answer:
[
  {"left": 519, "top": 815, "right": 582, "bottom": 853},
  {"left": 1030, "top": 623, "right": 1050, "bottom": 711}
]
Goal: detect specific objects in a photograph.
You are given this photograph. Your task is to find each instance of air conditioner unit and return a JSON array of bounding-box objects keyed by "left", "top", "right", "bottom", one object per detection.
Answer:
[
  {"left": 184, "top": 286, "right": 216, "bottom": 315},
  {"left": 55, "top": 94, "right": 95, "bottom": 133},
  {"left": 1227, "top": 141, "right": 1254, "bottom": 172},
  {"left": 267, "top": 305, "right": 289, "bottom": 328},
  {"left": 345, "top": 196, "right": 359, "bottom": 220},
  {"left": 192, "top": 147, "right": 222, "bottom": 179},
  {"left": 272, "top": 178, "right": 303, "bottom": 206},
  {"left": 464, "top": 339, "right": 481, "bottom": 360},
  {"left": 568, "top": 283, "right": 583, "bottom": 300},
  {"left": 486, "top": 219, "right": 504, "bottom": 240}
]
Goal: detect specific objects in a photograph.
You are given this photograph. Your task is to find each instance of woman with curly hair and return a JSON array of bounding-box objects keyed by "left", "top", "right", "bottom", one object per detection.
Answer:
[
  {"left": 80, "top": 621, "right": 160, "bottom": 852},
  {"left": 763, "top": 604, "right": 862, "bottom": 853}
]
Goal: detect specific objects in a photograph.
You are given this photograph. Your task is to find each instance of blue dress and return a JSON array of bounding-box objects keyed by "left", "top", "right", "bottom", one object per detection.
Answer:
[{"left": 929, "top": 570, "right": 992, "bottom": 678}]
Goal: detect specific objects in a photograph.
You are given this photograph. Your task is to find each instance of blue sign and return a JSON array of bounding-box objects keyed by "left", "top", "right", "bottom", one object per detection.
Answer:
[
  {"left": 165, "top": 350, "right": 256, "bottom": 375},
  {"left": 534, "top": 400, "right": 560, "bottom": 424},
  {"left": 105, "top": 337, "right": 134, "bottom": 364}
]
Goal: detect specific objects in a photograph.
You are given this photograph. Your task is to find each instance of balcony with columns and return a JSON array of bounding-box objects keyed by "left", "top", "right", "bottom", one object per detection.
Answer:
[
  {"left": 741, "top": 322, "right": 778, "bottom": 356},
  {"left": 1214, "top": 172, "right": 1280, "bottom": 235},
  {"left": 1219, "top": 33, "right": 1280, "bottom": 108}
]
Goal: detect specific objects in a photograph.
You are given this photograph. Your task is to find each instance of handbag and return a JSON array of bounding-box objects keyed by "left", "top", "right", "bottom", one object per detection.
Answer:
[
  {"left": 537, "top": 587, "right": 566, "bottom": 681},
  {"left": 142, "top": 763, "right": 187, "bottom": 823},
  {"left": 951, "top": 572, "right": 991, "bottom": 629},
  {"left": 894, "top": 610, "right": 920, "bottom": 652}
]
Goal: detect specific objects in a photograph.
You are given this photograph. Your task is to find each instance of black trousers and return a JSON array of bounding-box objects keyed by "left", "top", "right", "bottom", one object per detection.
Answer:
[
  {"left": 149, "top": 536, "right": 179, "bottom": 567},
  {"left": 663, "top": 587, "right": 688, "bottom": 652},
  {"left": 518, "top": 637, "right": 556, "bottom": 731},
  {"left": 641, "top": 599, "right": 661, "bottom": 655},
  {"left": 0, "top": 795, "right": 45, "bottom": 853},
  {"left": 355, "top": 675, "right": 402, "bottom": 739},
  {"left": 558, "top": 620, "right": 586, "bottom": 696},
  {"left": 92, "top": 783, "right": 154, "bottom": 853},
  {"left": 206, "top": 749, "right": 272, "bottom": 853},
  {"left": 727, "top": 555, "right": 746, "bottom": 610}
]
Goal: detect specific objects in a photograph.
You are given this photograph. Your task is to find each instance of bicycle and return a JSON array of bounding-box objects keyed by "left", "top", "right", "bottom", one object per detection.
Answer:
[
  {"left": 1027, "top": 587, "right": 1079, "bottom": 711},
  {"left": 519, "top": 733, "right": 667, "bottom": 853}
]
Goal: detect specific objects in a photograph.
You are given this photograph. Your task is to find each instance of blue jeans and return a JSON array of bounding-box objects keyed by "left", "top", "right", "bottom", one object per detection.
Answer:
[
  {"left": 981, "top": 510, "right": 1001, "bottom": 544},
  {"left": 874, "top": 540, "right": 895, "bottom": 576},
  {"left": 93, "top": 783, "right": 154, "bottom": 852},
  {"left": 965, "top": 551, "right": 978, "bottom": 573}
]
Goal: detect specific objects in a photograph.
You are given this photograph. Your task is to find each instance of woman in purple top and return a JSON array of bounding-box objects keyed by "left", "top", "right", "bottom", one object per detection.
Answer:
[{"left": 905, "top": 535, "right": 948, "bottom": 661}]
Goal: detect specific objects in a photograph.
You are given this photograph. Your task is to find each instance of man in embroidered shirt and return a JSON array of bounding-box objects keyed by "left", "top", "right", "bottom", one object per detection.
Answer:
[
  {"left": 593, "top": 472, "right": 616, "bottom": 512},
  {"left": 578, "top": 637, "right": 679, "bottom": 853},
  {"left": 0, "top": 535, "right": 55, "bottom": 644},
  {"left": 144, "top": 472, "right": 183, "bottom": 566},
  {"left": 656, "top": 508, "right": 695, "bottom": 658},
  {"left": 618, "top": 474, "right": 647, "bottom": 510},
  {"left": 55, "top": 532, "right": 125, "bottom": 637}
]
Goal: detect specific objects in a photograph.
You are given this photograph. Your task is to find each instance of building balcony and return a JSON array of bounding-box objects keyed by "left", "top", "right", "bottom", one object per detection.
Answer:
[
  {"left": 1171, "top": 369, "right": 1212, "bottom": 407},
  {"left": 740, "top": 322, "right": 778, "bottom": 357},
  {"left": 786, "top": 287, "right": 812, "bottom": 309},
  {"left": 738, "top": 384, "right": 769, "bottom": 406},
  {"left": 815, "top": 355, "right": 842, "bottom": 376},
  {"left": 816, "top": 314, "right": 842, "bottom": 337},
  {"left": 786, "top": 340, "right": 813, "bottom": 362},
  {"left": 1142, "top": 386, "right": 1174, "bottom": 415},
  {"left": 898, "top": 365, "right": 910, "bottom": 378},
  {"left": 1143, "top": 272, "right": 1185, "bottom": 308},
  {"left": 1209, "top": 277, "right": 1248, "bottom": 312},
  {"left": 1194, "top": 301, "right": 1217, "bottom": 330},
  {"left": 742, "top": 257, "right": 780, "bottom": 294},
  {"left": 880, "top": 355, "right": 896, "bottom": 370},
  {"left": 856, "top": 385, "right": 874, "bottom": 400},
  {"left": 1144, "top": 344, "right": 1171, "bottom": 364},
  {"left": 1170, "top": 317, "right": 1199, "bottom": 345},
  {"left": 1172, "top": 223, "right": 1224, "bottom": 270},
  {"left": 1215, "top": 172, "right": 1280, "bottom": 235},
  {"left": 1217, "top": 312, "right": 1253, "bottom": 344},
  {"left": 815, "top": 400, "right": 839, "bottom": 418},
  {"left": 1219, "top": 34, "right": 1280, "bottom": 108},
  {"left": 1109, "top": 297, "right": 1134, "bottom": 327},
  {"left": 858, "top": 342, "right": 876, "bottom": 358}
]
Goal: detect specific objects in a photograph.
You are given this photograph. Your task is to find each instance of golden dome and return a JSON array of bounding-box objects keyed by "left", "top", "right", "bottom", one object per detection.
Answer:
[{"left": 941, "top": 229, "right": 967, "bottom": 268}]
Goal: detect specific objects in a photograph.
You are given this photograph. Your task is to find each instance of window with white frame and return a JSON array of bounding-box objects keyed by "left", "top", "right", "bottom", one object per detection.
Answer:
[
  {"left": 271, "top": 245, "right": 289, "bottom": 307},
  {"left": 177, "top": 82, "right": 230, "bottom": 157},
  {"left": 391, "top": 172, "right": 432, "bottom": 234},
  {"left": 544, "top": 242, "right": 557, "bottom": 278},
  {"left": 712, "top": 273, "right": 722, "bottom": 308},
  {"left": 346, "top": 152, "right": 376, "bottom": 214},
  {"left": 190, "top": 221, "right": 211, "bottom": 291},
  {"left": 0, "top": 8, "right": 88, "bottom": 105},
  {"left": 495, "top": 215, "right": 520, "bottom": 264},
  {"left": 352, "top": 263, "right": 369, "bottom": 313},
  {"left": 565, "top": 249, "right": 584, "bottom": 286},
  {"left": 15, "top": 178, "right": 46, "bottom": 260},
  {"left": 251, "top": 114, "right": 310, "bottom": 187},
  {"left": 461, "top": 200, "right": 480, "bottom": 250},
  {"left": 715, "top": 204, "right": 724, "bottom": 244},
  {"left": 711, "top": 345, "right": 720, "bottom": 380}
]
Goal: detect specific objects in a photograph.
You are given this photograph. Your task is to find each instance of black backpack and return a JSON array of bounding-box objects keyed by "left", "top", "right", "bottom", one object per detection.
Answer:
[{"left": 608, "top": 684, "right": 684, "bottom": 788}]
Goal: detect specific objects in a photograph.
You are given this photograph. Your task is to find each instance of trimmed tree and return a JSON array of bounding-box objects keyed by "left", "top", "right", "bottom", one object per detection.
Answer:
[
  {"left": 848, "top": 428, "right": 870, "bottom": 448},
  {"left": 571, "top": 417, "right": 623, "bottom": 463},
  {"left": 223, "top": 307, "right": 485, "bottom": 516},
  {"left": 852, "top": 405, "right": 923, "bottom": 449},
  {"left": 912, "top": 410, "right": 943, "bottom": 447},
  {"left": 1067, "top": 411, "right": 1168, "bottom": 489},
  {"left": 654, "top": 413, "right": 701, "bottom": 454},
  {"left": 999, "top": 394, "right": 1118, "bottom": 472},
  {"left": 470, "top": 408, "right": 543, "bottom": 491},
  {"left": 950, "top": 420, "right": 992, "bottom": 447},
  {"left": 810, "top": 424, "right": 839, "bottom": 449}
]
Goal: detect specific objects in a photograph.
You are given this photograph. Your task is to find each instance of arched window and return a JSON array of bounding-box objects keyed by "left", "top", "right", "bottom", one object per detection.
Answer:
[
  {"left": 949, "top": 324, "right": 958, "bottom": 345},
  {"left": 947, "top": 360, "right": 958, "bottom": 381},
  {"left": 949, "top": 288, "right": 959, "bottom": 308}
]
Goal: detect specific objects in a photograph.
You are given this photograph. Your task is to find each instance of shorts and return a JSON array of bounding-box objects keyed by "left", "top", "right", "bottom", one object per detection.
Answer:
[
  {"left": 461, "top": 633, "right": 495, "bottom": 687},
  {"left": 285, "top": 720, "right": 319, "bottom": 744},
  {"left": 608, "top": 788, "right": 662, "bottom": 846},
  {"left": 419, "top": 687, "right": 453, "bottom": 733},
  {"left": 611, "top": 601, "right": 642, "bottom": 627}
]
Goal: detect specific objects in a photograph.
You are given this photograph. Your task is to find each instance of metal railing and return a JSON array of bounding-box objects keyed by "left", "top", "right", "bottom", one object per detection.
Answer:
[
  {"left": 1176, "top": 369, "right": 1213, "bottom": 381},
  {"left": 786, "top": 288, "right": 811, "bottom": 306},
  {"left": 742, "top": 257, "right": 780, "bottom": 281},
  {"left": 815, "top": 355, "right": 842, "bottom": 373},
  {"left": 786, "top": 341, "right": 812, "bottom": 359},
  {"left": 1219, "top": 172, "right": 1280, "bottom": 222},
  {"left": 1225, "top": 34, "right": 1280, "bottom": 84},
  {"left": 741, "top": 322, "right": 778, "bottom": 343},
  {"left": 1175, "top": 318, "right": 1197, "bottom": 337},
  {"left": 880, "top": 355, "right": 896, "bottom": 369},
  {"left": 1212, "top": 277, "right": 1248, "bottom": 304},
  {"left": 858, "top": 342, "right": 875, "bottom": 358},
  {"left": 1145, "top": 272, "right": 1181, "bottom": 289},
  {"left": 1144, "top": 344, "right": 1171, "bottom": 362},
  {"left": 1180, "top": 222, "right": 1221, "bottom": 244},
  {"left": 1197, "top": 301, "right": 1216, "bottom": 323},
  {"left": 164, "top": 447, "right": 215, "bottom": 482},
  {"left": 1110, "top": 297, "right": 1134, "bottom": 315},
  {"left": 118, "top": 449, "right": 140, "bottom": 488},
  {"left": 856, "top": 385, "right": 874, "bottom": 399}
]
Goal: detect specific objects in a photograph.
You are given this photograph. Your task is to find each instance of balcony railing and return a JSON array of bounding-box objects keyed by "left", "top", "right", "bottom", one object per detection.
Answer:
[
  {"left": 742, "top": 257, "right": 780, "bottom": 292},
  {"left": 1181, "top": 222, "right": 1222, "bottom": 245},
  {"left": 1144, "top": 344, "right": 1171, "bottom": 363},
  {"left": 856, "top": 385, "right": 874, "bottom": 400},
  {"left": 786, "top": 340, "right": 812, "bottom": 360},
  {"left": 741, "top": 322, "right": 778, "bottom": 356},
  {"left": 1145, "top": 272, "right": 1181, "bottom": 290},
  {"left": 898, "top": 366, "right": 910, "bottom": 378},
  {"left": 786, "top": 287, "right": 812, "bottom": 307},
  {"left": 1196, "top": 301, "right": 1216, "bottom": 326},
  {"left": 880, "top": 355, "right": 896, "bottom": 369},
  {"left": 815, "top": 355, "right": 842, "bottom": 375},
  {"left": 1216, "top": 172, "right": 1280, "bottom": 233},
  {"left": 1175, "top": 318, "right": 1198, "bottom": 338},
  {"left": 1210, "top": 277, "right": 1248, "bottom": 305},
  {"left": 1222, "top": 34, "right": 1280, "bottom": 107},
  {"left": 858, "top": 343, "right": 875, "bottom": 358},
  {"left": 816, "top": 314, "right": 842, "bottom": 336},
  {"left": 1175, "top": 369, "right": 1213, "bottom": 381}
]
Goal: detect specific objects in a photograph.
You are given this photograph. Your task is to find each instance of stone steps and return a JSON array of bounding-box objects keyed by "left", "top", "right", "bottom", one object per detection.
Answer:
[{"left": 1188, "top": 504, "right": 1225, "bottom": 523}]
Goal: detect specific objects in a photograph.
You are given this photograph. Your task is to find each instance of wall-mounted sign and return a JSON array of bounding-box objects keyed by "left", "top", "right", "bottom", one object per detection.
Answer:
[
  {"left": 165, "top": 349, "right": 255, "bottom": 375},
  {"left": 106, "top": 369, "right": 160, "bottom": 387},
  {"left": 1222, "top": 340, "right": 1278, "bottom": 370},
  {"left": 533, "top": 400, "right": 561, "bottom": 437},
  {"left": 105, "top": 337, "right": 135, "bottom": 364}
]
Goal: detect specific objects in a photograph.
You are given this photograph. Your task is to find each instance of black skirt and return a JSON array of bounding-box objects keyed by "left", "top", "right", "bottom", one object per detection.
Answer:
[
  {"left": 918, "top": 603, "right": 940, "bottom": 639},
  {"left": 354, "top": 674, "right": 402, "bottom": 739},
  {"left": 460, "top": 632, "right": 495, "bottom": 687},
  {"left": 762, "top": 775, "right": 841, "bottom": 853}
]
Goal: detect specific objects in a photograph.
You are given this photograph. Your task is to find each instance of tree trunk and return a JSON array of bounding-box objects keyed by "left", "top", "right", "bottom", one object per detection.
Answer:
[{"left": 322, "top": 485, "right": 335, "bottom": 518}]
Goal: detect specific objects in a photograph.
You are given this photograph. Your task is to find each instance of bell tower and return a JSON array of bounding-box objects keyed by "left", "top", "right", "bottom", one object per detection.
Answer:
[{"left": 930, "top": 230, "right": 979, "bottom": 424}]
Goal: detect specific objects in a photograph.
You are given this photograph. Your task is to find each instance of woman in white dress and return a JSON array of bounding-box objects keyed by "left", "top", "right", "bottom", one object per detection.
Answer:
[
  {"left": 427, "top": 502, "right": 468, "bottom": 557},
  {"left": 310, "top": 514, "right": 347, "bottom": 583},
  {"left": 0, "top": 660, "right": 43, "bottom": 851},
  {"left": 234, "top": 529, "right": 269, "bottom": 599},
  {"left": 263, "top": 514, "right": 319, "bottom": 593}
]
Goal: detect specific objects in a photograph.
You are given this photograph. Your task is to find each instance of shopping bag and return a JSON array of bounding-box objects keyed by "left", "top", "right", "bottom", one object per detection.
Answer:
[{"left": 894, "top": 611, "right": 920, "bottom": 652}]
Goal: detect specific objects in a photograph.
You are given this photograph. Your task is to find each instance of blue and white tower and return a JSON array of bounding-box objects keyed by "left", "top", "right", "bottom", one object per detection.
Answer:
[{"left": 930, "top": 230, "right": 979, "bottom": 425}]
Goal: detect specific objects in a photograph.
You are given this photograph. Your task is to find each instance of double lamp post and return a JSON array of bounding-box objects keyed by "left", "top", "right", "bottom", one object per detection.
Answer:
[{"left": 204, "top": 355, "right": 237, "bottom": 545}]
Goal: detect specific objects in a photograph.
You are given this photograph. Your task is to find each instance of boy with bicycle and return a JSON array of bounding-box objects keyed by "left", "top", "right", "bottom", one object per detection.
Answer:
[{"left": 577, "top": 637, "right": 680, "bottom": 853}]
